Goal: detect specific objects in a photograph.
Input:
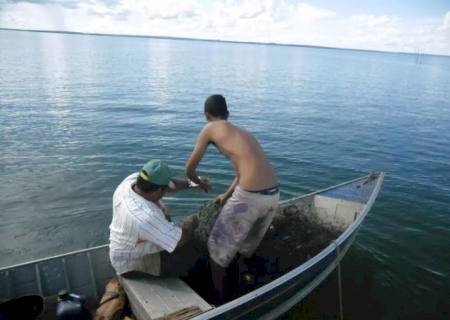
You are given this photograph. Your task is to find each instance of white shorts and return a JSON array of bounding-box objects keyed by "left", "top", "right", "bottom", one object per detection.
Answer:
[{"left": 207, "top": 186, "right": 279, "bottom": 268}]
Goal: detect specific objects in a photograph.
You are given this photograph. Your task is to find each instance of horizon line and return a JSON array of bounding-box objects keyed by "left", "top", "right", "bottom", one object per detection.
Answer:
[{"left": 1, "top": 27, "right": 448, "bottom": 58}]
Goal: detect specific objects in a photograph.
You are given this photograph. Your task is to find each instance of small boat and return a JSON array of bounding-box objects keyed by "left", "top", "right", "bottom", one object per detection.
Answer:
[{"left": 0, "top": 172, "right": 384, "bottom": 319}]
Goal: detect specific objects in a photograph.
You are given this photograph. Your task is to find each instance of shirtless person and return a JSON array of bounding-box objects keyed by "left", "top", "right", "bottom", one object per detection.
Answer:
[{"left": 185, "top": 94, "right": 279, "bottom": 302}]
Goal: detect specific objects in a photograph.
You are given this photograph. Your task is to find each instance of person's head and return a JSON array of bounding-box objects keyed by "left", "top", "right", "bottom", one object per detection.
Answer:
[
  {"left": 204, "top": 94, "right": 229, "bottom": 121},
  {"left": 135, "top": 160, "right": 174, "bottom": 199}
]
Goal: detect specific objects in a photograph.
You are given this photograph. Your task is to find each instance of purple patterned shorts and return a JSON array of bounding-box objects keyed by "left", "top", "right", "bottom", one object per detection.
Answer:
[{"left": 207, "top": 186, "right": 279, "bottom": 267}]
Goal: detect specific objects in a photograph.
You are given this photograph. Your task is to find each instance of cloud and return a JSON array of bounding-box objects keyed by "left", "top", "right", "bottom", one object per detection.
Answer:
[
  {"left": 4, "top": 0, "right": 82, "bottom": 9},
  {"left": 145, "top": 3, "right": 199, "bottom": 20},
  {"left": 218, "top": 0, "right": 336, "bottom": 24},
  {"left": 441, "top": 11, "right": 450, "bottom": 30},
  {"left": 77, "top": 0, "right": 200, "bottom": 21},
  {"left": 198, "top": 0, "right": 337, "bottom": 43},
  {"left": 350, "top": 14, "right": 399, "bottom": 28},
  {"left": 0, "top": 1, "right": 67, "bottom": 30},
  {"left": 345, "top": 14, "right": 402, "bottom": 49},
  {"left": 331, "top": 12, "right": 450, "bottom": 55},
  {"left": 296, "top": 3, "right": 336, "bottom": 23},
  {"left": 219, "top": 0, "right": 266, "bottom": 20}
]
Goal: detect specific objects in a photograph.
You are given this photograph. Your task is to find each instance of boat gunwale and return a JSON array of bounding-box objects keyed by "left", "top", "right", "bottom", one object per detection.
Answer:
[{"left": 0, "top": 244, "right": 110, "bottom": 272}]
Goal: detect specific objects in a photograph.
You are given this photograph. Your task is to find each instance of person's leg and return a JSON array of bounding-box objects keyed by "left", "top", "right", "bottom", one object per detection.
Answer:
[
  {"left": 207, "top": 188, "right": 266, "bottom": 303},
  {"left": 238, "top": 201, "right": 278, "bottom": 258},
  {"left": 207, "top": 197, "right": 257, "bottom": 270},
  {"left": 209, "top": 259, "right": 227, "bottom": 304},
  {"left": 209, "top": 254, "right": 241, "bottom": 304}
]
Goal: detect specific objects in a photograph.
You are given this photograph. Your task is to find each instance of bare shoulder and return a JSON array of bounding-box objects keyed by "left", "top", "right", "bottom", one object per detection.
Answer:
[
  {"left": 203, "top": 120, "right": 230, "bottom": 136},
  {"left": 198, "top": 122, "right": 214, "bottom": 138},
  {"left": 195, "top": 122, "right": 222, "bottom": 145},
  {"left": 205, "top": 120, "right": 227, "bottom": 129}
]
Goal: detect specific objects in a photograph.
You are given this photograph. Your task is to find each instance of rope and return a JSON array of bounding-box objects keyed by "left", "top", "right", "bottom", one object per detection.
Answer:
[
  {"left": 333, "top": 240, "right": 344, "bottom": 320},
  {"left": 97, "top": 292, "right": 121, "bottom": 307}
]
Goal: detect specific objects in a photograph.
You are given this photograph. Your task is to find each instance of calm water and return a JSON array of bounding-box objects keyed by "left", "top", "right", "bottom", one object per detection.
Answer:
[{"left": 1, "top": 30, "right": 449, "bottom": 319}]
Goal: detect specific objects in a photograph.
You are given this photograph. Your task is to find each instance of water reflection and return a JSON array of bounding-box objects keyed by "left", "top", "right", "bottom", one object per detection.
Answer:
[
  {"left": 147, "top": 39, "right": 173, "bottom": 107},
  {"left": 37, "top": 32, "right": 70, "bottom": 110}
]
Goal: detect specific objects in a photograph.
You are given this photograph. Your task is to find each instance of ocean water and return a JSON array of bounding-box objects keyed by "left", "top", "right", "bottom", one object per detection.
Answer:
[{"left": 1, "top": 29, "right": 449, "bottom": 319}]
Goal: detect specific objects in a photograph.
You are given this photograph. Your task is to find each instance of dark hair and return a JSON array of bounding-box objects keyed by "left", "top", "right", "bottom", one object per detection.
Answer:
[
  {"left": 204, "top": 94, "right": 229, "bottom": 119},
  {"left": 136, "top": 175, "right": 165, "bottom": 193}
]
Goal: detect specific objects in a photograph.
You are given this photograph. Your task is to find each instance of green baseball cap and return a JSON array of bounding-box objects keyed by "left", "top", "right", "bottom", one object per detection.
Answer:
[{"left": 139, "top": 160, "right": 174, "bottom": 187}]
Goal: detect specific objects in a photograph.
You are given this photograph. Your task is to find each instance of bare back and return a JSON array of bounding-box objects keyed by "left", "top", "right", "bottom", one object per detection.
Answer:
[{"left": 187, "top": 120, "right": 277, "bottom": 191}]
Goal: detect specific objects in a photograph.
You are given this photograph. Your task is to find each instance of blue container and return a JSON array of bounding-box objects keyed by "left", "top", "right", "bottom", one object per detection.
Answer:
[{"left": 56, "top": 291, "right": 91, "bottom": 320}]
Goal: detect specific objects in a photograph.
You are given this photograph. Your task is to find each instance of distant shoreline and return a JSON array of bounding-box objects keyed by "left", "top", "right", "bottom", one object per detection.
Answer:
[{"left": 1, "top": 27, "right": 448, "bottom": 58}]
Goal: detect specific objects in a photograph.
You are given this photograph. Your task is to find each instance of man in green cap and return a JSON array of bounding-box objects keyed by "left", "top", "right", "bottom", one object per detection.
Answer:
[{"left": 109, "top": 159, "right": 209, "bottom": 277}]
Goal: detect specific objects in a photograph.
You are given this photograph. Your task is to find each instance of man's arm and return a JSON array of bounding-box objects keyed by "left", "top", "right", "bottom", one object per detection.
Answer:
[
  {"left": 132, "top": 206, "right": 182, "bottom": 253},
  {"left": 133, "top": 205, "right": 199, "bottom": 250},
  {"left": 177, "top": 214, "right": 199, "bottom": 247},
  {"left": 166, "top": 177, "right": 190, "bottom": 192},
  {"left": 185, "top": 125, "right": 211, "bottom": 192}
]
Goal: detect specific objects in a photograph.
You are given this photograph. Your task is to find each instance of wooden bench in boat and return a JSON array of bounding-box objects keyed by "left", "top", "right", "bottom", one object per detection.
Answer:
[{"left": 121, "top": 276, "right": 212, "bottom": 320}]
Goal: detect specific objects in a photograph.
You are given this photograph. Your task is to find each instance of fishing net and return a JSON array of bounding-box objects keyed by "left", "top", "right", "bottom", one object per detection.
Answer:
[
  {"left": 192, "top": 200, "right": 340, "bottom": 273},
  {"left": 184, "top": 200, "right": 341, "bottom": 301}
]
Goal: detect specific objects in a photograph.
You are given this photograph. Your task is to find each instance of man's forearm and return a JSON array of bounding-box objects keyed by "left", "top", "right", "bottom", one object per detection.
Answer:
[
  {"left": 186, "top": 170, "right": 201, "bottom": 184},
  {"left": 177, "top": 229, "right": 192, "bottom": 247},
  {"left": 177, "top": 215, "right": 198, "bottom": 247},
  {"left": 170, "top": 178, "right": 190, "bottom": 191},
  {"left": 186, "top": 170, "right": 211, "bottom": 193},
  {"left": 224, "top": 177, "right": 238, "bottom": 198}
]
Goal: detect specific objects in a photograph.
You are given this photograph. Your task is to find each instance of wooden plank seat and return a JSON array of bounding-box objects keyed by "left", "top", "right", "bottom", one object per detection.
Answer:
[{"left": 120, "top": 276, "right": 212, "bottom": 320}]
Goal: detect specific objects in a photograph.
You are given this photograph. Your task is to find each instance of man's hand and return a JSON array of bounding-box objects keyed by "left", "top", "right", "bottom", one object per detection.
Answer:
[
  {"left": 198, "top": 176, "right": 212, "bottom": 193},
  {"left": 178, "top": 214, "right": 199, "bottom": 247},
  {"left": 215, "top": 193, "right": 228, "bottom": 205},
  {"left": 182, "top": 214, "right": 199, "bottom": 231}
]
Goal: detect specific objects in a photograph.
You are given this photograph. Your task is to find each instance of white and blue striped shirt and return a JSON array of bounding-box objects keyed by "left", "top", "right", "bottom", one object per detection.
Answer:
[{"left": 109, "top": 173, "right": 182, "bottom": 275}]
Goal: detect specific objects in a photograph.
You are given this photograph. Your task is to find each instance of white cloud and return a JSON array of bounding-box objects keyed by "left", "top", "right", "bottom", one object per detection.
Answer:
[
  {"left": 220, "top": 0, "right": 267, "bottom": 20},
  {"left": 3, "top": 0, "right": 82, "bottom": 9},
  {"left": 342, "top": 14, "right": 402, "bottom": 51},
  {"left": 341, "top": 13, "right": 450, "bottom": 55},
  {"left": 440, "top": 11, "right": 450, "bottom": 30},
  {"left": 127, "top": 0, "right": 200, "bottom": 20},
  {"left": 296, "top": 3, "right": 336, "bottom": 24},
  {"left": 1, "top": 2, "right": 66, "bottom": 30},
  {"left": 350, "top": 14, "right": 399, "bottom": 28}
]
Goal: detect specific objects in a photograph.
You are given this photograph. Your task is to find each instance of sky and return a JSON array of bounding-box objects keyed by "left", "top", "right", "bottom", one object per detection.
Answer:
[{"left": 0, "top": 0, "right": 449, "bottom": 55}]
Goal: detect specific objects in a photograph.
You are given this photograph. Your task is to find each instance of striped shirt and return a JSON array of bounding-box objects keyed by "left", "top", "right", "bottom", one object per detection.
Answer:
[{"left": 109, "top": 173, "right": 182, "bottom": 275}]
